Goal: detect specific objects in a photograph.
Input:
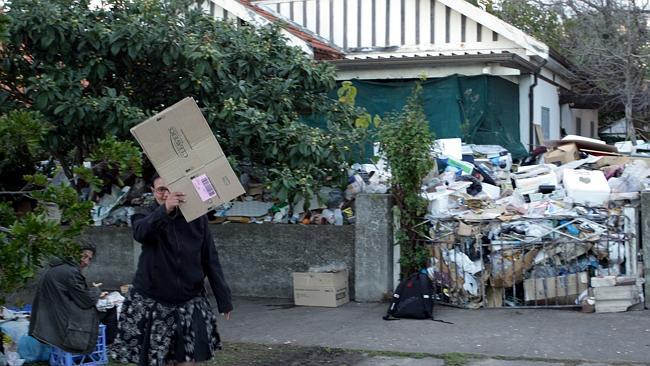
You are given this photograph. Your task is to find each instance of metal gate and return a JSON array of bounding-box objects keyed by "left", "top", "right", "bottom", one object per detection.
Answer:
[{"left": 419, "top": 208, "right": 639, "bottom": 308}]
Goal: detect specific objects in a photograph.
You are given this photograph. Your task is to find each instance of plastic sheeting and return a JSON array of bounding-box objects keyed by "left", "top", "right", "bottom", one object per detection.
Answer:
[{"left": 324, "top": 75, "right": 527, "bottom": 159}]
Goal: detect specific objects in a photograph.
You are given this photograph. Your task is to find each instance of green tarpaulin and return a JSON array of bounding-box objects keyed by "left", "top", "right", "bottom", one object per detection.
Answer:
[{"left": 348, "top": 74, "right": 527, "bottom": 159}]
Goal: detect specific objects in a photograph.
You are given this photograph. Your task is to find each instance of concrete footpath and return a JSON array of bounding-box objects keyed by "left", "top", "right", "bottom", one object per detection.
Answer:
[{"left": 219, "top": 297, "right": 650, "bottom": 365}]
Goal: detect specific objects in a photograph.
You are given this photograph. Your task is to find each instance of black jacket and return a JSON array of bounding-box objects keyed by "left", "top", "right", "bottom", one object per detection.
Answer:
[
  {"left": 131, "top": 204, "right": 233, "bottom": 313},
  {"left": 28, "top": 258, "right": 100, "bottom": 354}
]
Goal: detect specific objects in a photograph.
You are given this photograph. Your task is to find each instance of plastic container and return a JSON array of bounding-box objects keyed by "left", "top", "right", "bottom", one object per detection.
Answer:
[
  {"left": 49, "top": 325, "right": 107, "bottom": 366},
  {"left": 333, "top": 209, "right": 343, "bottom": 226},
  {"left": 562, "top": 169, "right": 610, "bottom": 206}
]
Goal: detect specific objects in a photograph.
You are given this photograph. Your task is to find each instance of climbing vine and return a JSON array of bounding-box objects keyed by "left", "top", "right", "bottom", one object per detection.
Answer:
[{"left": 377, "top": 83, "right": 435, "bottom": 275}]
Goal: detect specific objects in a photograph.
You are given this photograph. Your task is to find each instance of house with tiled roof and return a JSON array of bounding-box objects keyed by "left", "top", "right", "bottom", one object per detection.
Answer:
[{"left": 201, "top": 0, "right": 600, "bottom": 157}]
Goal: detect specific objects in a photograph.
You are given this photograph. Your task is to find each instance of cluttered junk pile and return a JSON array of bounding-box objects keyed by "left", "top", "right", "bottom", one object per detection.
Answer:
[
  {"left": 413, "top": 135, "right": 648, "bottom": 312},
  {"left": 90, "top": 177, "right": 361, "bottom": 227}
]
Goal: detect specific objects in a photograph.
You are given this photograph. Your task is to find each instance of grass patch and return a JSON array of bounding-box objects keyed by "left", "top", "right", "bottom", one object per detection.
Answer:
[{"left": 441, "top": 352, "right": 471, "bottom": 366}]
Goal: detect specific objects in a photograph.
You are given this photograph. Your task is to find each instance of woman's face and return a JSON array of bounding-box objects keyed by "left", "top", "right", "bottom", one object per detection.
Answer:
[{"left": 152, "top": 177, "right": 170, "bottom": 205}]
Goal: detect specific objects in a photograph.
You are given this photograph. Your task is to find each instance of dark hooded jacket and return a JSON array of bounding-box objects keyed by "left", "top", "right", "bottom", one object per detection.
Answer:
[
  {"left": 28, "top": 258, "right": 100, "bottom": 354},
  {"left": 131, "top": 203, "right": 232, "bottom": 313}
]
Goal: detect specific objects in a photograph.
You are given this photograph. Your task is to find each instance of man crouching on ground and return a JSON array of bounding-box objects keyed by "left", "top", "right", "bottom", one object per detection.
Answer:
[{"left": 29, "top": 243, "right": 118, "bottom": 354}]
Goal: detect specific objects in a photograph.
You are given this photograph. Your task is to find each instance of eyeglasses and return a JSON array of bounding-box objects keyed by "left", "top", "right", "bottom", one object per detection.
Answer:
[{"left": 154, "top": 186, "right": 170, "bottom": 194}]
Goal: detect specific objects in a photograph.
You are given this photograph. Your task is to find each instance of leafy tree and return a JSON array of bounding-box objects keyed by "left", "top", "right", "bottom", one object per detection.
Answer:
[
  {"left": 494, "top": 0, "right": 565, "bottom": 50},
  {"left": 464, "top": 0, "right": 497, "bottom": 13},
  {"left": 533, "top": 0, "right": 650, "bottom": 143},
  {"left": 0, "top": 111, "right": 51, "bottom": 191},
  {"left": 1, "top": 0, "right": 366, "bottom": 206},
  {"left": 0, "top": 12, "right": 8, "bottom": 43},
  {"left": 0, "top": 137, "right": 141, "bottom": 302},
  {"left": 377, "top": 83, "right": 434, "bottom": 275},
  {"left": 0, "top": 0, "right": 368, "bottom": 298}
]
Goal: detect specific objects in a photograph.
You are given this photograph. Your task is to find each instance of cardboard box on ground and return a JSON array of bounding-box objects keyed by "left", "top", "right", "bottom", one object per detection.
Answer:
[
  {"left": 130, "top": 98, "right": 245, "bottom": 222},
  {"left": 524, "top": 272, "right": 589, "bottom": 303},
  {"left": 293, "top": 270, "right": 349, "bottom": 307}
]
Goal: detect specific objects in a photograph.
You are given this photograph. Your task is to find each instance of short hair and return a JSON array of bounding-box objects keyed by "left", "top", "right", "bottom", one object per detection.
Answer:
[
  {"left": 150, "top": 172, "right": 161, "bottom": 187},
  {"left": 80, "top": 241, "right": 96, "bottom": 255}
]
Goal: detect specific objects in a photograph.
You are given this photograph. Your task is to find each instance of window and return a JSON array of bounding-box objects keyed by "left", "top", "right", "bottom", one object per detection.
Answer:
[
  {"left": 576, "top": 117, "right": 582, "bottom": 136},
  {"left": 590, "top": 121, "right": 596, "bottom": 138},
  {"left": 541, "top": 107, "right": 550, "bottom": 141}
]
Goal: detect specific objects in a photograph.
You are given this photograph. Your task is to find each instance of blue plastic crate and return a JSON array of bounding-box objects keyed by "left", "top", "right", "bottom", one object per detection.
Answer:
[{"left": 49, "top": 324, "right": 107, "bottom": 366}]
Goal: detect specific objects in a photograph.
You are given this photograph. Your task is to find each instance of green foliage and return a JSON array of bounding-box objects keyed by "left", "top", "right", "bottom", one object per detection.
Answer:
[
  {"left": 464, "top": 0, "right": 496, "bottom": 13},
  {"left": 0, "top": 137, "right": 135, "bottom": 300},
  {"left": 377, "top": 84, "right": 434, "bottom": 275},
  {"left": 0, "top": 176, "right": 91, "bottom": 301},
  {"left": 0, "top": 12, "right": 9, "bottom": 44},
  {"left": 494, "top": 0, "right": 564, "bottom": 50},
  {"left": 442, "top": 353, "right": 471, "bottom": 366},
  {"left": 1, "top": 0, "right": 367, "bottom": 209},
  {"left": 0, "top": 0, "right": 369, "bottom": 298},
  {"left": 0, "top": 202, "right": 16, "bottom": 228},
  {"left": 0, "top": 111, "right": 52, "bottom": 190}
]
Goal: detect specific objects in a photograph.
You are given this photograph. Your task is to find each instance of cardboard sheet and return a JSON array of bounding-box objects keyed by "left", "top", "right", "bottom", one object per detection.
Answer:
[{"left": 131, "top": 98, "right": 245, "bottom": 222}]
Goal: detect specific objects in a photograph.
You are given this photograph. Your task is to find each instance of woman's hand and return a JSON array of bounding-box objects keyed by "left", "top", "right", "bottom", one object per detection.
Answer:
[{"left": 165, "top": 192, "right": 186, "bottom": 214}]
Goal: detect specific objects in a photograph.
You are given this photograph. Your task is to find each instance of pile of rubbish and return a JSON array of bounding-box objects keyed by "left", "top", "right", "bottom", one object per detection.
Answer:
[
  {"left": 88, "top": 134, "right": 650, "bottom": 230},
  {"left": 416, "top": 135, "right": 648, "bottom": 311},
  {"left": 89, "top": 160, "right": 391, "bottom": 227}
]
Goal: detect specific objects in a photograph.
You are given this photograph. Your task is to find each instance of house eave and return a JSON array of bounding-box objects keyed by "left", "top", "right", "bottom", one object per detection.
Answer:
[{"left": 331, "top": 52, "right": 539, "bottom": 75}]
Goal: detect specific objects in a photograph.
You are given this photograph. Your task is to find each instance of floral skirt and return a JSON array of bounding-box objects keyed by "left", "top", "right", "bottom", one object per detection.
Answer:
[{"left": 109, "top": 290, "right": 221, "bottom": 366}]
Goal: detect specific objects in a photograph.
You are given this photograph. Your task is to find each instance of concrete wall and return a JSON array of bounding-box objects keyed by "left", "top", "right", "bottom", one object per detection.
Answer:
[
  {"left": 214, "top": 223, "right": 355, "bottom": 299},
  {"left": 6, "top": 194, "right": 395, "bottom": 304},
  {"left": 354, "top": 194, "right": 394, "bottom": 302},
  {"left": 80, "top": 223, "right": 356, "bottom": 299},
  {"left": 83, "top": 226, "right": 137, "bottom": 289}
]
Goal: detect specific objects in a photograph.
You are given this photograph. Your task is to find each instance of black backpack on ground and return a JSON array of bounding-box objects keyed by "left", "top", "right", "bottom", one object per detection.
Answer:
[{"left": 383, "top": 272, "right": 452, "bottom": 324}]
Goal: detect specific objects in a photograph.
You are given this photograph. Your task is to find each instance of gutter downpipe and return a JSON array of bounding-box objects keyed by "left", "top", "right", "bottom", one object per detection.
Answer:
[{"left": 528, "top": 60, "right": 547, "bottom": 150}]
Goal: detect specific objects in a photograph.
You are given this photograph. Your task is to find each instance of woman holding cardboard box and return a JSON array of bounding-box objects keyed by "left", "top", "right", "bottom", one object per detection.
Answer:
[{"left": 110, "top": 174, "right": 232, "bottom": 366}]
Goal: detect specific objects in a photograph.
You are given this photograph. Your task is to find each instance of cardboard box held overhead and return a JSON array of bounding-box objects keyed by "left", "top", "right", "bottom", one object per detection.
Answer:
[{"left": 131, "top": 98, "right": 245, "bottom": 222}]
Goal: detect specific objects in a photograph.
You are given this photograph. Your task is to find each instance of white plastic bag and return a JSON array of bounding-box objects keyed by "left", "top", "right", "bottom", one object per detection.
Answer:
[{"left": 609, "top": 160, "right": 650, "bottom": 193}]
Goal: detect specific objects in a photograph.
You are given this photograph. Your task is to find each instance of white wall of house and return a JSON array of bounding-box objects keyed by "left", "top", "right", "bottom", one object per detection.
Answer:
[
  {"left": 518, "top": 75, "right": 562, "bottom": 147},
  {"left": 561, "top": 106, "right": 599, "bottom": 138},
  {"left": 518, "top": 75, "right": 533, "bottom": 149},
  {"left": 536, "top": 78, "right": 561, "bottom": 142},
  {"left": 336, "top": 64, "right": 521, "bottom": 81}
]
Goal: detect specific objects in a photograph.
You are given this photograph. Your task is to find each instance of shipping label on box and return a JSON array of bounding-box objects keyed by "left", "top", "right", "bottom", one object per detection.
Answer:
[
  {"left": 293, "top": 270, "right": 349, "bottom": 307},
  {"left": 131, "top": 98, "right": 245, "bottom": 222},
  {"left": 524, "top": 272, "right": 588, "bottom": 302}
]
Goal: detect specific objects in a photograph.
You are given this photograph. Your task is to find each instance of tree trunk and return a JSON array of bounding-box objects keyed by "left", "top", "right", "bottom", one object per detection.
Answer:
[{"left": 625, "top": 103, "right": 637, "bottom": 145}]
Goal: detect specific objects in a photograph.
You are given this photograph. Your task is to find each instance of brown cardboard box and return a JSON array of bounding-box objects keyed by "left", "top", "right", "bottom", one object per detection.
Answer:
[
  {"left": 524, "top": 272, "right": 588, "bottom": 302},
  {"left": 543, "top": 143, "right": 580, "bottom": 166},
  {"left": 546, "top": 135, "right": 618, "bottom": 153},
  {"left": 490, "top": 248, "right": 538, "bottom": 288},
  {"left": 293, "top": 270, "right": 349, "bottom": 307},
  {"left": 131, "top": 98, "right": 245, "bottom": 222}
]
